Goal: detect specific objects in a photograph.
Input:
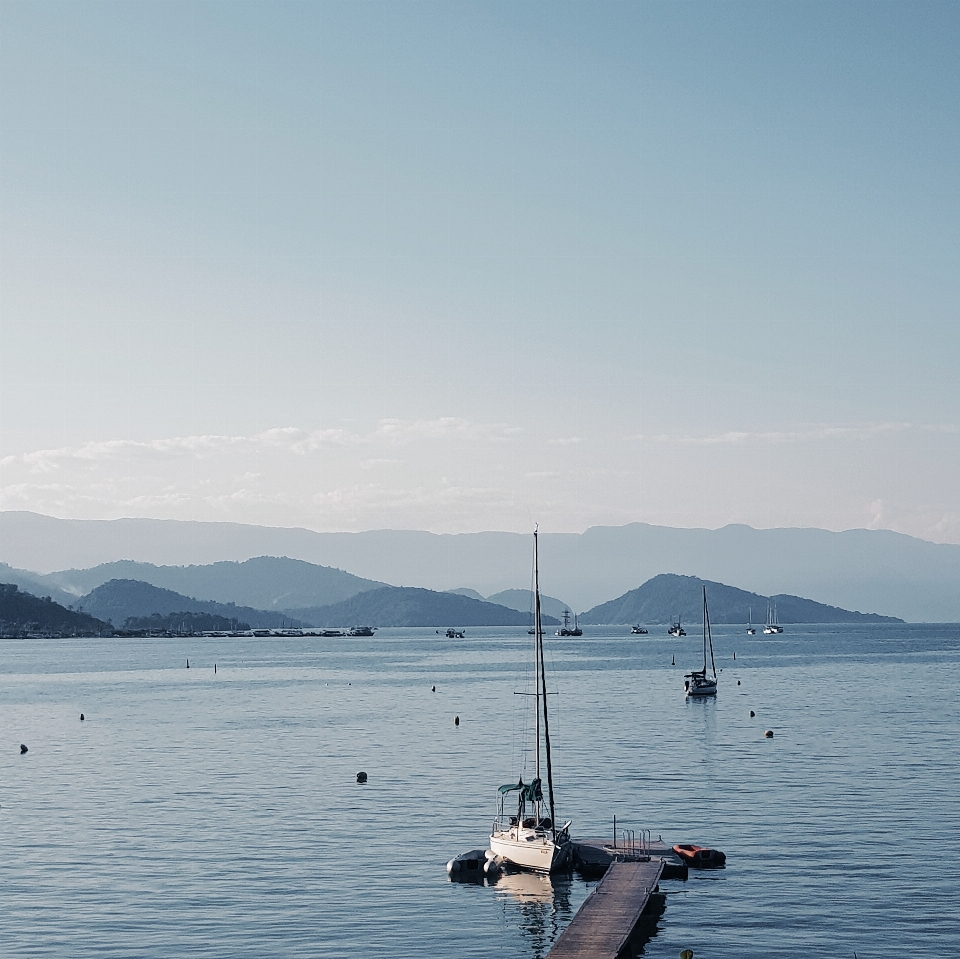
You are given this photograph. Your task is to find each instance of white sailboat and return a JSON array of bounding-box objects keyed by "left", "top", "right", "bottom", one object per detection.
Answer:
[
  {"left": 763, "top": 603, "right": 784, "bottom": 634},
  {"left": 746, "top": 606, "right": 756, "bottom": 635},
  {"left": 490, "top": 528, "right": 573, "bottom": 874},
  {"left": 684, "top": 586, "right": 718, "bottom": 697}
]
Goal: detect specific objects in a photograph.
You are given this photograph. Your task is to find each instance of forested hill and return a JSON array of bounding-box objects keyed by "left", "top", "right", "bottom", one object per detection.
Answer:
[
  {"left": 580, "top": 574, "right": 903, "bottom": 625},
  {"left": 78, "top": 579, "right": 301, "bottom": 629},
  {"left": 0, "top": 583, "right": 111, "bottom": 635},
  {"left": 288, "top": 586, "right": 559, "bottom": 628}
]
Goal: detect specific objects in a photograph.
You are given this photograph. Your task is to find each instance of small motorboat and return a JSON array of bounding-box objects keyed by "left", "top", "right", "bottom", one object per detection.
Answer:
[
  {"left": 631, "top": 625, "right": 648, "bottom": 635},
  {"left": 672, "top": 843, "right": 726, "bottom": 868}
]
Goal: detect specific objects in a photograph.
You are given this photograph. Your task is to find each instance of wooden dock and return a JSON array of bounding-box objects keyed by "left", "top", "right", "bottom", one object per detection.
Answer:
[{"left": 547, "top": 859, "right": 665, "bottom": 959}]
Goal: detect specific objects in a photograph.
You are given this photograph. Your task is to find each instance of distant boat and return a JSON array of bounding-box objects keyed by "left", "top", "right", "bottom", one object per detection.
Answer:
[
  {"left": 631, "top": 625, "right": 648, "bottom": 635},
  {"left": 445, "top": 628, "right": 465, "bottom": 639},
  {"left": 556, "top": 609, "right": 582, "bottom": 637},
  {"left": 684, "top": 587, "right": 718, "bottom": 698},
  {"left": 763, "top": 604, "right": 784, "bottom": 634},
  {"left": 668, "top": 616, "right": 686, "bottom": 637},
  {"left": 746, "top": 607, "right": 756, "bottom": 635},
  {"left": 348, "top": 625, "right": 376, "bottom": 637}
]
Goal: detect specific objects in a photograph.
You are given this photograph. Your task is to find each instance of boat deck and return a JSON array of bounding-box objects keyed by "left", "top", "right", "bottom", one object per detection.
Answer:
[{"left": 547, "top": 859, "right": 665, "bottom": 959}]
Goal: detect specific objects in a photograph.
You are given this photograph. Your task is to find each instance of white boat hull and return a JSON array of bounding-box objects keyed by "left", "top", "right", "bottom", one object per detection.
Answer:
[{"left": 489, "top": 829, "right": 571, "bottom": 873}]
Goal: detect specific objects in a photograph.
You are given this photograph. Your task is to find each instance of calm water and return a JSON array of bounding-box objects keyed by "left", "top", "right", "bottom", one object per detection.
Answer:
[{"left": 2, "top": 623, "right": 959, "bottom": 958}]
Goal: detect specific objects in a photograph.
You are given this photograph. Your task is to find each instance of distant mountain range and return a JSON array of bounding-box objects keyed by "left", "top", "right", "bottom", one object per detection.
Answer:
[
  {"left": 32, "top": 556, "right": 385, "bottom": 609},
  {"left": 2, "top": 512, "right": 958, "bottom": 620},
  {"left": 447, "top": 587, "right": 570, "bottom": 621},
  {"left": 78, "top": 579, "right": 301, "bottom": 629},
  {"left": 581, "top": 574, "right": 902, "bottom": 625}
]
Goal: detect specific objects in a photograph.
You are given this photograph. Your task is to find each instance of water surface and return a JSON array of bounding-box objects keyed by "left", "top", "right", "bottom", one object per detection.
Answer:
[{"left": 2, "top": 624, "right": 958, "bottom": 957}]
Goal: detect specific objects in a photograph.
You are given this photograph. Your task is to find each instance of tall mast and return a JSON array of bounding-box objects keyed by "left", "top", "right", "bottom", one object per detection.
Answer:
[
  {"left": 702, "top": 587, "right": 708, "bottom": 673},
  {"left": 536, "top": 528, "right": 558, "bottom": 831},
  {"left": 534, "top": 527, "right": 541, "bottom": 784},
  {"left": 703, "top": 586, "right": 717, "bottom": 679}
]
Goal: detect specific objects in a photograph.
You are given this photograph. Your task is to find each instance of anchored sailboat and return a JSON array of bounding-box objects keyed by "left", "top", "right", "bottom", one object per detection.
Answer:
[
  {"left": 490, "top": 528, "right": 572, "bottom": 873},
  {"left": 763, "top": 603, "right": 784, "bottom": 634},
  {"left": 684, "top": 586, "right": 718, "bottom": 697},
  {"left": 746, "top": 607, "right": 756, "bottom": 635}
]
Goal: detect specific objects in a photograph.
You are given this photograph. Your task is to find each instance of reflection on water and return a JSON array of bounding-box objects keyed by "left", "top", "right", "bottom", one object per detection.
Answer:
[
  {"left": 494, "top": 871, "right": 578, "bottom": 959},
  {"left": 620, "top": 893, "right": 666, "bottom": 958}
]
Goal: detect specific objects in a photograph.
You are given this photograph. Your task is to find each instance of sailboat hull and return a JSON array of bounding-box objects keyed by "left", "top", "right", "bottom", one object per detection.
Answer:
[{"left": 489, "top": 829, "right": 571, "bottom": 873}]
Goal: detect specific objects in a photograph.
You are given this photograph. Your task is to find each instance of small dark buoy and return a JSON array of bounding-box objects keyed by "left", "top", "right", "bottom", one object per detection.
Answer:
[
  {"left": 733, "top": 652, "right": 736, "bottom": 660},
  {"left": 20, "top": 744, "right": 28, "bottom": 754},
  {"left": 214, "top": 664, "right": 217, "bottom": 674},
  {"left": 356, "top": 771, "right": 368, "bottom": 784},
  {"left": 764, "top": 729, "right": 774, "bottom": 738},
  {"left": 737, "top": 680, "right": 741, "bottom": 685},
  {"left": 431, "top": 685, "right": 436, "bottom": 692},
  {"left": 80, "top": 713, "right": 85, "bottom": 721},
  {"left": 186, "top": 659, "right": 189, "bottom": 668},
  {"left": 454, "top": 715, "right": 460, "bottom": 726},
  {"left": 750, "top": 710, "right": 755, "bottom": 717},
  {"left": 671, "top": 655, "right": 675, "bottom": 666}
]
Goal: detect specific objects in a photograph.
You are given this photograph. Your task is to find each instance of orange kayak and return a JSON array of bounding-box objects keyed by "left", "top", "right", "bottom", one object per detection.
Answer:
[{"left": 673, "top": 843, "right": 726, "bottom": 867}]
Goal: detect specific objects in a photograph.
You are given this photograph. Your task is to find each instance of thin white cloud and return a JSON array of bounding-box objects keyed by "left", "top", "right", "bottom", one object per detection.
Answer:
[
  {"left": 0, "top": 417, "right": 522, "bottom": 473},
  {"left": 649, "top": 422, "right": 957, "bottom": 446}
]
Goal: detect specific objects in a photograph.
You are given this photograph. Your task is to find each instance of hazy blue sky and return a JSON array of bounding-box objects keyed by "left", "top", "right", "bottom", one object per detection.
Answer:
[{"left": 2, "top": 1, "right": 958, "bottom": 541}]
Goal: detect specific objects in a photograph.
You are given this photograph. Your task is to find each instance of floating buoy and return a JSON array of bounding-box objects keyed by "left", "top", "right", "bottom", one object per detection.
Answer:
[
  {"left": 20, "top": 744, "right": 28, "bottom": 754},
  {"left": 750, "top": 710, "right": 755, "bottom": 717},
  {"left": 80, "top": 713, "right": 85, "bottom": 721},
  {"left": 186, "top": 659, "right": 189, "bottom": 668},
  {"left": 671, "top": 655, "right": 675, "bottom": 666},
  {"left": 764, "top": 729, "right": 774, "bottom": 738},
  {"left": 733, "top": 652, "right": 736, "bottom": 660},
  {"left": 737, "top": 680, "right": 741, "bottom": 685},
  {"left": 214, "top": 664, "right": 217, "bottom": 674},
  {"left": 454, "top": 715, "right": 460, "bottom": 726},
  {"left": 356, "top": 771, "right": 368, "bottom": 784},
  {"left": 431, "top": 686, "right": 435, "bottom": 692}
]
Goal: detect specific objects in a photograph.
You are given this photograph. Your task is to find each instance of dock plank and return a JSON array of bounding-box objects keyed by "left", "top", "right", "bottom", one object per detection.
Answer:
[{"left": 547, "top": 860, "right": 664, "bottom": 959}]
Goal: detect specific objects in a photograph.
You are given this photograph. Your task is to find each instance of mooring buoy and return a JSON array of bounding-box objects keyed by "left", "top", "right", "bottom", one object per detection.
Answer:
[
  {"left": 186, "top": 659, "right": 189, "bottom": 668},
  {"left": 20, "top": 744, "right": 28, "bottom": 754},
  {"left": 431, "top": 686, "right": 436, "bottom": 692},
  {"left": 80, "top": 713, "right": 85, "bottom": 721},
  {"left": 750, "top": 710, "right": 755, "bottom": 717},
  {"left": 671, "top": 655, "right": 675, "bottom": 666},
  {"left": 356, "top": 771, "right": 368, "bottom": 784},
  {"left": 454, "top": 715, "right": 460, "bottom": 726},
  {"left": 764, "top": 729, "right": 774, "bottom": 738},
  {"left": 214, "top": 664, "right": 217, "bottom": 674},
  {"left": 737, "top": 680, "right": 741, "bottom": 685}
]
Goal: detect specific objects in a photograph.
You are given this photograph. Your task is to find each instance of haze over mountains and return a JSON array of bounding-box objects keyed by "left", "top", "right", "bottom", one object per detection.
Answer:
[{"left": 2, "top": 511, "right": 958, "bottom": 621}]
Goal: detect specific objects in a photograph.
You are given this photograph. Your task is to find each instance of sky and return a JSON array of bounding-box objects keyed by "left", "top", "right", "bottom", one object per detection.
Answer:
[{"left": 1, "top": 0, "right": 958, "bottom": 542}]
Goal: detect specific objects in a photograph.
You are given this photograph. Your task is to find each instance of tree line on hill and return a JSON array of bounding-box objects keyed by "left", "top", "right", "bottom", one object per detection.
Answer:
[{"left": 2, "top": 568, "right": 901, "bottom": 637}]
